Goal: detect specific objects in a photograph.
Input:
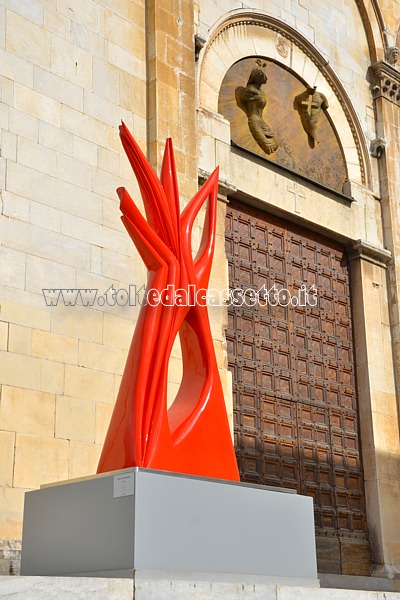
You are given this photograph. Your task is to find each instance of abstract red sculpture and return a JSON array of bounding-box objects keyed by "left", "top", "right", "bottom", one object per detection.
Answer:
[{"left": 97, "top": 123, "right": 239, "bottom": 482}]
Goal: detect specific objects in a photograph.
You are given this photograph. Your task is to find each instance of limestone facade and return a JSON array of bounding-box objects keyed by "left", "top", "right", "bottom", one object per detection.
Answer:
[{"left": 0, "top": 0, "right": 399, "bottom": 582}]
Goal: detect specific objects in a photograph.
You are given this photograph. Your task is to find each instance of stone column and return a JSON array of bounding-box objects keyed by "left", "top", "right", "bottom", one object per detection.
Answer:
[
  {"left": 146, "top": 0, "right": 197, "bottom": 203},
  {"left": 369, "top": 60, "right": 400, "bottom": 428},
  {"left": 348, "top": 240, "right": 400, "bottom": 578}
]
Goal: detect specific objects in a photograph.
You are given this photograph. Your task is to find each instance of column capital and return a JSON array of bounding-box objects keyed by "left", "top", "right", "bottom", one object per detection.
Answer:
[
  {"left": 198, "top": 169, "right": 237, "bottom": 203},
  {"left": 347, "top": 239, "right": 392, "bottom": 267}
]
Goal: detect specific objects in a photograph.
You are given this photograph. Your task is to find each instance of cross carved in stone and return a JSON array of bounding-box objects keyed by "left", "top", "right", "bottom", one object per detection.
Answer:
[{"left": 287, "top": 180, "right": 306, "bottom": 215}]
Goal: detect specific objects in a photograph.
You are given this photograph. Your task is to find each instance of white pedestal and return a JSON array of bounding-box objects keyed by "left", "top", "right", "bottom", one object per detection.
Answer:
[{"left": 21, "top": 468, "right": 318, "bottom": 586}]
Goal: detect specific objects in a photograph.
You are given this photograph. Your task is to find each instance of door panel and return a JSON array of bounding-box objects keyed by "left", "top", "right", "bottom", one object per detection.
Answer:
[{"left": 225, "top": 200, "right": 371, "bottom": 575}]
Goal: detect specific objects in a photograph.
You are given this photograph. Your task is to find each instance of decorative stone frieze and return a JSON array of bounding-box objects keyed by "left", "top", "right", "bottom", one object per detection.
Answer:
[{"left": 369, "top": 61, "right": 400, "bottom": 106}]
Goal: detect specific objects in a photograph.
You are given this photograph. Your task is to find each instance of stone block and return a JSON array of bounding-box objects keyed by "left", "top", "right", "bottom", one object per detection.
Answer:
[
  {"left": 119, "top": 71, "right": 146, "bottom": 117},
  {"left": 98, "top": 146, "right": 120, "bottom": 176},
  {"left": 0, "top": 351, "right": 41, "bottom": 391},
  {"left": 7, "top": 162, "right": 103, "bottom": 223},
  {"left": 8, "top": 324, "right": 32, "bottom": 355},
  {"left": 84, "top": 90, "right": 134, "bottom": 129},
  {"left": 114, "top": 374, "right": 122, "bottom": 398},
  {"left": 38, "top": 121, "right": 72, "bottom": 156},
  {"left": 50, "top": 36, "right": 92, "bottom": 88},
  {"left": 102, "top": 312, "right": 132, "bottom": 349},
  {"left": 30, "top": 200, "right": 61, "bottom": 233},
  {"left": 25, "top": 255, "right": 76, "bottom": 296},
  {"left": 14, "top": 83, "right": 60, "bottom": 127},
  {"left": 51, "top": 305, "right": 103, "bottom": 343},
  {"left": 1, "top": 130, "right": 17, "bottom": 160},
  {"left": 33, "top": 66, "right": 84, "bottom": 111},
  {"left": 0, "top": 48, "right": 33, "bottom": 88},
  {"left": 64, "top": 364, "right": 114, "bottom": 403},
  {"left": 92, "top": 57, "right": 119, "bottom": 104},
  {"left": 8, "top": 108, "right": 38, "bottom": 142},
  {"left": 90, "top": 245, "right": 102, "bottom": 274},
  {"left": 43, "top": 5, "right": 70, "bottom": 39},
  {"left": 31, "top": 329, "right": 78, "bottom": 365},
  {"left": 372, "top": 412, "right": 400, "bottom": 454},
  {"left": 61, "top": 212, "right": 129, "bottom": 255},
  {"left": 78, "top": 339, "right": 126, "bottom": 374},
  {"left": 0, "top": 321, "right": 8, "bottom": 351},
  {"left": 101, "top": 247, "right": 135, "bottom": 281},
  {"left": 40, "top": 359, "right": 64, "bottom": 395},
  {"left": 0, "top": 431, "right": 15, "bottom": 486},
  {"left": 99, "top": 8, "right": 144, "bottom": 57},
  {"left": 95, "top": 401, "right": 113, "bottom": 444},
  {"left": 6, "top": 11, "right": 51, "bottom": 69},
  {"left": 68, "top": 441, "right": 101, "bottom": 479},
  {"left": 2, "top": 191, "right": 30, "bottom": 223},
  {"left": 55, "top": 395, "right": 96, "bottom": 443},
  {"left": 0, "top": 386, "right": 55, "bottom": 437},
  {"left": 17, "top": 136, "right": 56, "bottom": 176},
  {"left": 60, "top": 105, "right": 107, "bottom": 147},
  {"left": 107, "top": 40, "right": 146, "bottom": 79},
  {"left": 0, "top": 576, "right": 134, "bottom": 599},
  {"left": 0, "top": 104, "right": 8, "bottom": 135},
  {"left": 72, "top": 134, "right": 98, "bottom": 167},
  {"left": 0, "top": 510, "right": 22, "bottom": 544},
  {"left": 0, "top": 300, "right": 50, "bottom": 332},
  {"left": 0, "top": 5, "right": 5, "bottom": 49},
  {"left": 92, "top": 165, "right": 122, "bottom": 199},
  {"left": 0, "top": 211, "right": 90, "bottom": 270},
  {"left": 57, "top": 0, "right": 98, "bottom": 30},
  {"left": 13, "top": 433, "right": 69, "bottom": 489},
  {"left": 8, "top": 0, "right": 43, "bottom": 25},
  {"left": 0, "top": 246, "right": 26, "bottom": 290},
  {"left": 56, "top": 153, "right": 92, "bottom": 191}
]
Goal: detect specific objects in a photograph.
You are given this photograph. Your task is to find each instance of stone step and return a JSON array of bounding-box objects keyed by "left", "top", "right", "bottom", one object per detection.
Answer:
[
  {"left": 1, "top": 576, "right": 400, "bottom": 600},
  {"left": 319, "top": 573, "right": 400, "bottom": 593}
]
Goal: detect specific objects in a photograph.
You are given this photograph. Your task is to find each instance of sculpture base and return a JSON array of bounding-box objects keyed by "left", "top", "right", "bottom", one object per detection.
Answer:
[{"left": 21, "top": 468, "right": 318, "bottom": 586}]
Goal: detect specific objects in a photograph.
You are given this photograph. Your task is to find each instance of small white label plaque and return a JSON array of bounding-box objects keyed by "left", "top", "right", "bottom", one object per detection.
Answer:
[{"left": 113, "top": 473, "right": 135, "bottom": 498}]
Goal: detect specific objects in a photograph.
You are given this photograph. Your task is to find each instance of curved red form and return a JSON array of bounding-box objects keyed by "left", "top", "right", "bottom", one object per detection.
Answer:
[{"left": 97, "top": 124, "right": 239, "bottom": 481}]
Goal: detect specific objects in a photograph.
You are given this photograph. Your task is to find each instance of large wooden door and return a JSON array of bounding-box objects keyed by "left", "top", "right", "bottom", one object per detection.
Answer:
[{"left": 225, "top": 200, "right": 371, "bottom": 575}]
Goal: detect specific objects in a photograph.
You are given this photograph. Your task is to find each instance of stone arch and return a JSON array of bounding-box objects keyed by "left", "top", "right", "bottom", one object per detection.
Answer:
[
  {"left": 355, "top": 0, "right": 387, "bottom": 60},
  {"left": 198, "top": 11, "right": 372, "bottom": 189}
]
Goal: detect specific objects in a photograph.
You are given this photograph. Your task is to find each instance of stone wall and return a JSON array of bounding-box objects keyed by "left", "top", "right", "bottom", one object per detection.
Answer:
[{"left": 0, "top": 0, "right": 149, "bottom": 568}]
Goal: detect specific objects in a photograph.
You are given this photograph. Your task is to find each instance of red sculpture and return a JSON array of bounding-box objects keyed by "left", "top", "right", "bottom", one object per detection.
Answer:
[{"left": 97, "top": 123, "right": 239, "bottom": 482}]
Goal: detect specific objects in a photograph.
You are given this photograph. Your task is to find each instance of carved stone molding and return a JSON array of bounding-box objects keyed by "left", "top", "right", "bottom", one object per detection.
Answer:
[
  {"left": 347, "top": 239, "right": 392, "bottom": 268},
  {"left": 369, "top": 61, "right": 400, "bottom": 106},
  {"left": 198, "top": 169, "right": 237, "bottom": 203},
  {"left": 370, "top": 137, "right": 387, "bottom": 158},
  {"left": 206, "top": 13, "right": 371, "bottom": 188},
  {"left": 195, "top": 35, "right": 206, "bottom": 62}
]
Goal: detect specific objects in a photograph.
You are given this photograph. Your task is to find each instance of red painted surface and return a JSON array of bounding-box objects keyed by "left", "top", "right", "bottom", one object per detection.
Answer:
[{"left": 97, "top": 123, "right": 239, "bottom": 481}]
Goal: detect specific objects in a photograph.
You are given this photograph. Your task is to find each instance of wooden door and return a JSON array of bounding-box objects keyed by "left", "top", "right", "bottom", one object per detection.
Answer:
[{"left": 225, "top": 200, "right": 371, "bottom": 575}]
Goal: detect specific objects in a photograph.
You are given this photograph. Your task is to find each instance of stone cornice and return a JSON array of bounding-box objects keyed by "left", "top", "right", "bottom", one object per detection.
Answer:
[
  {"left": 369, "top": 61, "right": 400, "bottom": 106},
  {"left": 347, "top": 239, "right": 392, "bottom": 268}
]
